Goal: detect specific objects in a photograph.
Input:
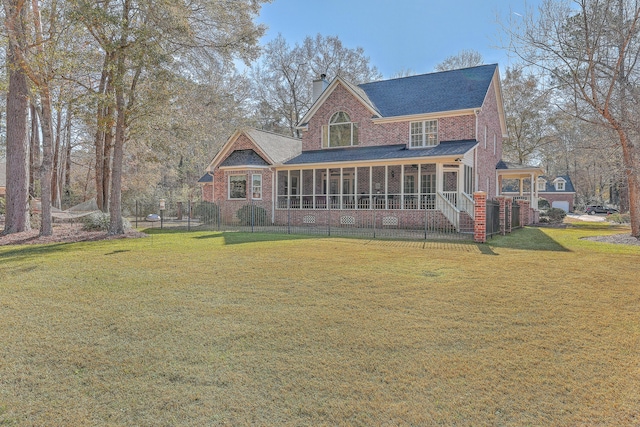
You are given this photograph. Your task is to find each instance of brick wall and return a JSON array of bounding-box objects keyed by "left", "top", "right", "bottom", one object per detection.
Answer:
[
  {"left": 302, "top": 82, "right": 477, "bottom": 151},
  {"left": 475, "top": 78, "right": 503, "bottom": 198}
]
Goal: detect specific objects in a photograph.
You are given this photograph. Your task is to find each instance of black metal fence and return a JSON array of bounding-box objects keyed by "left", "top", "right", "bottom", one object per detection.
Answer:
[
  {"left": 512, "top": 203, "right": 521, "bottom": 228},
  {"left": 486, "top": 199, "right": 501, "bottom": 238},
  {"left": 134, "top": 199, "right": 475, "bottom": 241}
]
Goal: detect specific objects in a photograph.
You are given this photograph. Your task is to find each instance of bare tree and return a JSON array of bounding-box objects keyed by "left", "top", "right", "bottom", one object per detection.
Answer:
[
  {"left": 503, "top": 0, "right": 640, "bottom": 237},
  {"left": 502, "top": 67, "right": 556, "bottom": 164},
  {"left": 434, "top": 49, "right": 484, "bottom": 72},
  {"left": 251, "top": 34, "right": 382, "bottom": 137}
]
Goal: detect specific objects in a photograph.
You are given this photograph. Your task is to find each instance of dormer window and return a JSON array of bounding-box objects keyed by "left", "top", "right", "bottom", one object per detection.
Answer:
[
  {"left": 322, "top": 111, "right": 359, "bottom": 148},
  {"left": 555, "top": 179, "right": 566, "bottom": 191},
  {"left": 537, "top": 178, "right": 547, "bottom": 192},
  {"left": 410, "top": 119, "right": 438, "bottom": 148}
]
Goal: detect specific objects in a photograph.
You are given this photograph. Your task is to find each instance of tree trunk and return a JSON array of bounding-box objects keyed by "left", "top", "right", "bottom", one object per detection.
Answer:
[
  {"left": 108, "top": 0, "right": 130, "bottom": 235},
  {"left": 2, "top": 0, "right": 31, "bottom": 235},
  {"left": 51, "top": 106, "right": 62, "bottom": 209},
  {"left": 29, "top": 103, "right": 40, "bottom": 198}
]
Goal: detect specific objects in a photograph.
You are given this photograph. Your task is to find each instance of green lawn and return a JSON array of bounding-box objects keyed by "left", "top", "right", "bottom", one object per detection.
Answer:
[{"left": 1, "top": 225, "right": 639, "bottom": 426}]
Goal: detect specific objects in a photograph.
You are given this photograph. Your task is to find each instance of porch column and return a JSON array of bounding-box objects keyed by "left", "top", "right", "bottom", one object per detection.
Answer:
[
  {"left": 369, "top": 166, "right": 373, "bottom": 210},
  {"left": 401, "top": 164, "right": 405, "bottom": 209},
  {"left": 385, "top": 165, "right": 389, "bottom": 209},
  {"left": 530, "top": 172, "right": 536, "bottom": 208}
]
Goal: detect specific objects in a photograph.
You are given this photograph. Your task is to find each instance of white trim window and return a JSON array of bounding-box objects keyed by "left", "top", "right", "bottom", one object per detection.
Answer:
[
  {"left": 410, "top": 119, "right": 438, "bottom": 148},
  {"left": 229, "top": 175, "right": 247, "bottom": 199},
  {"left": 555, "top": 179, "right": 566, "bottom": 191},
  {"left": 322, "top": 111, "right": 359, "bottom": 148},
  {"left": 537, "top": 178, "right": 547, "bottom": 192},
  {"left": 252, "top": 174, "right": 262, "bottom": 199}
]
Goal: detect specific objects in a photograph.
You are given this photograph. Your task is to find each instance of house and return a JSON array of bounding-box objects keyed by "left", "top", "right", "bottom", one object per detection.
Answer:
[
  {"left": 497, "top": 162, "right": 576, "bottom": 213},
  {"left": 201, "top": 64, "right": 526, "bottom": 235},
  {"left": 537, "top": 175, "right": 576, "bottom": 212}
]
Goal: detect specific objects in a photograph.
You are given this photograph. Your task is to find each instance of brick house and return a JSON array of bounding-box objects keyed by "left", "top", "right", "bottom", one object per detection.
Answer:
[{"left": 200, "top": 64, "right": 512, "bottom": 233}]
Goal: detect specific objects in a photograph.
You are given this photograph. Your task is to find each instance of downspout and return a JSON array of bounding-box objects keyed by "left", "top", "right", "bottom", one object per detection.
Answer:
[
  {"left": 474, "top": 109, "right": 480, "bottom": 192},
  {"left": 271, "top": 168, "right": 276, "bottom": 224}
]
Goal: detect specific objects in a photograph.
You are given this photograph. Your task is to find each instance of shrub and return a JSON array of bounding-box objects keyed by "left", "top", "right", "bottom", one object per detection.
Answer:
[
  {"left": 195, "top": 202, "right": 219, "bottom": 225},
  {"left": 608, "top": 212, "right": 631, "bottom": 224},
  {"left": 538, "top": 217, "right": 550, "bottom": 223},
  {"left": 546, "top": 207, "right": 567, "bottom": 224},
  {"left": 0, "top": 196, "right": 5, "bottom": 215},
  {"left": 236, "top": 205, "right": 268, "bottom": 226},
  {"left": 538, "top": 199, "right": 550, "bottom": 210},
  {"left": 82, "top": 212, "right": 131, "bottom": 231}
]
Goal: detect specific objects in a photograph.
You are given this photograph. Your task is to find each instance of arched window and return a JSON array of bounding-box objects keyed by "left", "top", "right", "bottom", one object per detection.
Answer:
[{"left": 322, "top": 111, "right": 359, "bottom": 148}]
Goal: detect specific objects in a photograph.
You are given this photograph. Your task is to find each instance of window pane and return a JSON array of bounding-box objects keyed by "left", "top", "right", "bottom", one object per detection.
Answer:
[
  {"left": 330, "top": 111, "right": 350, "bottom": 123},
  {"left": 410, "top": 122, "right": 423, "bottom": 147},
  {"left": 252, "top": 174, "right": 262, "bottom": 199},
  {"left": 330, "top": 123, "right": 352, "bottom": 147},
  {"left": 425, "top": 120, "right": 438, "bottom": 146},
  {"left": 229, "top": 175, "right": 246, "bottom": 199}
]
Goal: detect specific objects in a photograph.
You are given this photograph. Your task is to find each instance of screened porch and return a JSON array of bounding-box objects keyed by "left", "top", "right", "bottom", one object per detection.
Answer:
[{"left": 276, "top": 163, "right": 474, "bottom": 216}]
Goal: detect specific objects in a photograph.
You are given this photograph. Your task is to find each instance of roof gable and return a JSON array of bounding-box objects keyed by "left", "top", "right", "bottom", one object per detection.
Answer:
[
  {"left": 298, "top": 77, "right": 381, "bottom": 127},
  {"left": 220, "top": 149, "right": 269, "bottom": 167},
  {"left": 206, "top": 128, "right": 301, "bottom": 171}
]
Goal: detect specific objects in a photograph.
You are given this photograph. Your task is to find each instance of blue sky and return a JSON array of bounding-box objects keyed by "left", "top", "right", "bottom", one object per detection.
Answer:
[{"left": 256, "top": 0, "right": 542, "bottom": 78}]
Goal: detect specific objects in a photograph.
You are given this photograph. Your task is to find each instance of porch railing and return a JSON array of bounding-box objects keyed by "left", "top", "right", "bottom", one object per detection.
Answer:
[
  {"left": 436, "top": 192, "right": 459, "bottom": 231},
  {"left": 459, "top": 192, "right": 475, "bottom": 219}
]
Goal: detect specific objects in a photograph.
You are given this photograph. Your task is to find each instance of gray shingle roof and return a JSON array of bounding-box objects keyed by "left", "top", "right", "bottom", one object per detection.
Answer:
[
  {"left": 220, "top": 149, "right": 269, "bottom": 167},
  {"left": 540, "top": 175, "right": 576, "bottom": 193},
  {"left": 244, "top": 128, "right": 301, "bottom": 164},
  {"left": 198, "top": 173, "right": 213, "bottom": 183},
  {"left": 284, "top": 140, "right": 477, "bottom": 165},
  {"left": 358, "top": 64, "right": 497, "bottom": 117}
]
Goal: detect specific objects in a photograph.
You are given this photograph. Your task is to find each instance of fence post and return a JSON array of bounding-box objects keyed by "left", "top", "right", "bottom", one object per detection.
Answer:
[
  {"left": 187, "top": 200, "right": 191, "bottom": 232},
  {"left": 424, "top": 203, "right": 428, "bottom": 240},
  {"left": 217, "top": 203, "right": 221, "bottom": 231},
  {"left": 135, "top": 200, "right": 138, "bottom": 229},
  {"left": 328, "top": 196, "right": 331, "bottom": 237},
  {"left": 473, "top": 192, "right": 487, "bottom": 243},
  {"left": 373, "top": 208, "right": 376, "bottom": 239},
  {"left": 287, "top": 197, "right": 291, "bottom": 234},
  {"left": 251, "top": 199, "right": 255, "bottom": 233}
]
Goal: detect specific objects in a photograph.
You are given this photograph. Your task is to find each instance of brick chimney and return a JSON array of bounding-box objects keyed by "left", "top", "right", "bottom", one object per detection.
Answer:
[{"left": 312, "top": 74, "right": 330, "bottom": 103}]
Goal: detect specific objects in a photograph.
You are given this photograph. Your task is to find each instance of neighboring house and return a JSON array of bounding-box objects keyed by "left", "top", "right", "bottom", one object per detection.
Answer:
[
  {"left": 537, "top": 175, "right": 576, "bottom": 212},
  {"left": 0, "top": 160, "right": 6, "bottom": 198},
  {"left": 201, "top": 64, "right": 511, "bottom": 232},
  {"left": 497, "top": 164, "right": 576, "bottom": 213}
]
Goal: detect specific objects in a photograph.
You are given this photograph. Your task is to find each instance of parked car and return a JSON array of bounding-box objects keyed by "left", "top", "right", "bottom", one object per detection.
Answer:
[
  {"left": 145, "top": 213, "right": 161, "bottom": 222},
  {"left": 585, "top": 205, "right": 618, "bottom": 215}
]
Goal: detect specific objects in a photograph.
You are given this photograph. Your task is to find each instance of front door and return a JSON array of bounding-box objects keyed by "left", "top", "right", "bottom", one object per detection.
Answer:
[{"left": 443, "top": 170, "right": 458, "bottom": 206}]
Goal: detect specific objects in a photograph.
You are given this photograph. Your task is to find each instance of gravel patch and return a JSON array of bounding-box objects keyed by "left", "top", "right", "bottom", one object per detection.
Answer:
[{"left": 583, "top": 233, "right": 640, "bottom": 246}]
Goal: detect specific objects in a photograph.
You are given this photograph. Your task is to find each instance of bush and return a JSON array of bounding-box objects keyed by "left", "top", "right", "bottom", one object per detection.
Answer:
[
  {"left": 236, "top": 205, "right": 268, "bottom": 226},
  {"left": 195, "top": 201, "right": 219, "bottom": 225},
  {"left": 608, "top": 212, "right": 631, "bottom": 224},
  {"left": 81, "top": 212, "right": 131, "bottom": 231},
  {"left": 538, "top": 199, "right": 550, "bottom": 210},
  {"left": 0, "top": 196, "right": 5, "bottom": 215},
  {"left": 546, "top": 207, "right": 567, "bottom": 224}
]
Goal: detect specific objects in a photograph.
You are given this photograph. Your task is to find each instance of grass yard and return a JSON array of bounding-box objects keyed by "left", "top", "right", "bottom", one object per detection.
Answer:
[{"left": 1, "top": 224, "right": 639, "bottom": 426}]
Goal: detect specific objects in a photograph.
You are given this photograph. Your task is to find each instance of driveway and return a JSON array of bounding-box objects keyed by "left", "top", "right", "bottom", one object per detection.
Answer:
[{"left": 566, "top": 213, "right": 607, "bottom": 222}]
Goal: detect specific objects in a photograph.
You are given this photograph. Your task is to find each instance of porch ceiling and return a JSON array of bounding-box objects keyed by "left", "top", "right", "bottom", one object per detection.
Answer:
[{"left": 283, "top": 140, "right": 478, "bottom": 166}]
